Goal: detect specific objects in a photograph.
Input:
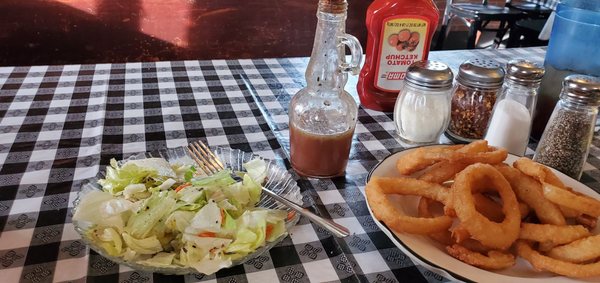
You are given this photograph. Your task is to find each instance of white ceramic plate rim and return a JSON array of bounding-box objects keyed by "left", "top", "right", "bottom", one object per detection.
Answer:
[{"left": 366, "top": 146, "right": 600, "bottom": 283}]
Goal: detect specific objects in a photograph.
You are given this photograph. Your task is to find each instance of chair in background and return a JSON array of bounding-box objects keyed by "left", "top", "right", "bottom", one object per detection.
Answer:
[
  {"left": 506, "top": 0, "right": 553, "bottom": 19},
  {"left": 505, "top": 0, "right": 557, "bottom": 47},
  {"left": 434, "top": 0, "right": 525, "bottom": 50}
]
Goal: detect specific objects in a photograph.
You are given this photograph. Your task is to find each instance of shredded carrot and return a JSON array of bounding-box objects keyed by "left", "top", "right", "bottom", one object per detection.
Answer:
[
  {"left": 287, "top": 211, "right": 296, "bottom": 221},
  {"left": 220, "top": 208, "right": 225, "bottom": 223},
  {"left": 198, "top": 232, "right": 216, "bottom": 237},
  {"left": 174, "top": 182, "right": 191, "bottom": 192},
  {"left": 265, "top": 224, "right": 273, "bottom": 239}
]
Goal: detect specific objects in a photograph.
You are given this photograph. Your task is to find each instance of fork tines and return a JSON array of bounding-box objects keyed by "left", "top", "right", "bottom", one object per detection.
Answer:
[{"left": 187, "top": 141, "right": 225, "bottom": 175}]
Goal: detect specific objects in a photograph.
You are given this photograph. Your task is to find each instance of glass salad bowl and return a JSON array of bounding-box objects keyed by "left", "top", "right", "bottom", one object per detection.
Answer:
[{"left": 72, "top": 146, "right": 302, "bottom": 275}]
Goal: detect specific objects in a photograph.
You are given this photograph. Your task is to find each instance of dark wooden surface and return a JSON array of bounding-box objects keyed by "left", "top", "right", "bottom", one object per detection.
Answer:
[
  {"left": 0, "top": 0, "right": 368, "bottom": 65},
  {"left": 0, "top": 0, "right": 511, "bottom": 66}
]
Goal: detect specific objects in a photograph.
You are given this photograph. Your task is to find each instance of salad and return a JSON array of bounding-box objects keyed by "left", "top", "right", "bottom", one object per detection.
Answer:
[{"left": 73, "top": 157, "right": 290, "bottom": 274}]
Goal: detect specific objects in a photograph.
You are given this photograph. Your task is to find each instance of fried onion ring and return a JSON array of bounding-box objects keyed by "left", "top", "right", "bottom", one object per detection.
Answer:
[
  {"left": 396, "top": 144, "right": 465, "bottom": 175},
  {"left": 446, "top": 244, "right": 515, "bottom": 270},
  {"left": 396, "top": 141, "right": 507, "bottom": 175},
  {"left": 365, "top": 177, "right": 452, "bottom": 234},
  {"left": 451, "top": 224, "right": 471, "bottom": 243},
  {"left": 418, "top": 160, "right": 470, "bottom": 184},
  {"left": 560, "top": 206, "right": 583, "bottom": 218},
  {"left": 516, "top": 240, "right": 600, "bottom": 278},
  {"left": 417, "top": 198, "right": 492, "bottom": 253},
  {"left": 472, "top": 194, "right": 505, "bottom": 223},
  {"left": 450, "top": 164, "right": 520, "bottom": 250},
  {"left": 495, "top": 165, "right": 566, "bottom": 225},
  {"left": 519, "top": 223, "right": 590, "bottom": 245},
  {"left": 576, "top": 214, "right": 598, "bottom": 230},
  {"left": 548, "top": 235, "right": 600, "bottom": 263},
  {"left": 417, "top": 197, "right": 453, "bottom": 245},
  {"left": 542, "top": 183, "right": 600, "bottom": 217},
  {"left": 513, "top": 157, "right": 565, "bottom": 188},
  {"left": 418, "top": 141, "right": 489, "bottom": 183}
]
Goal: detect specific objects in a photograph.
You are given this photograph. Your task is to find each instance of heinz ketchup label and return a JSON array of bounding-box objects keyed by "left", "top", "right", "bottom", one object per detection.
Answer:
[{"left": 374, "top": 16, "right": 430, "bottom": 92}]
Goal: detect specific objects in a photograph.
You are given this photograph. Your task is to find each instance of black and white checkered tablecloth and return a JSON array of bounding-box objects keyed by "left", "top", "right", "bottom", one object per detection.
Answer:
[{"left": 2, "top": 47, "right": 599, "bottom": 283}]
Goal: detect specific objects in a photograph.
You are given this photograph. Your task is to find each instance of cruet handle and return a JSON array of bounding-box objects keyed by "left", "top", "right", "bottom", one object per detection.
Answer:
[{"left": 337, "top": 33, "right": 363, "bottom": 76}]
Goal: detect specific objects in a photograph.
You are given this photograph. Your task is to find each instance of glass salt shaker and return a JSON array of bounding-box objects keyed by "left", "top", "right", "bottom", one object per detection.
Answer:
[
  {"left": 446, "top": 59, "right": 505, "bottom": 143},
  {"left": 393, "top": 60, "right": 454, "bottom": 145},
  {"left": 484, "top": 59, "right": 544, "bottom": 156},
  {"left": 533, "top": 75, "right": 600, "bottom": 180},
  {"left": 289, "top": 0, "right": 363, "bottom": 178}
]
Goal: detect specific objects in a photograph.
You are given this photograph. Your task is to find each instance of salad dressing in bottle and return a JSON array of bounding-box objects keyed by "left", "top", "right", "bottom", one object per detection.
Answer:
[
  {"left": 289, "top": 0, "right": 362, "bottom": 178},
  {"left": 357, "top": 0, "right": 439, "bottom": 112}
]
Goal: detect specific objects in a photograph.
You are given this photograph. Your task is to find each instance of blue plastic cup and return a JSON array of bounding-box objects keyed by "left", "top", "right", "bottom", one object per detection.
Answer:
[{"left": 532, "top": 0, "right": 600, "bottom": 140}]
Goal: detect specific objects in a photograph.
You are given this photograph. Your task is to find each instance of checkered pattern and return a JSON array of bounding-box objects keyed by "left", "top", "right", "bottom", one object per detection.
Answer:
[{"left": 1, "top": 47, "right": 597, "bottom": 283}]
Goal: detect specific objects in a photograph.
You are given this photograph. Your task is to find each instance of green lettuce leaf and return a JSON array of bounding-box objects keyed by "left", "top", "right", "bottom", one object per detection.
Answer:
[
  {"left": 191, "top": 170, "right": 236, "bottom": 187},
  {"left": 165, "top": 210, "right": 195, "bottom": 233},
  {"left": 88, "top": 227, "right": 123, "bottom": 256},
  {"left": 138, "top": 252, "right": 175, "bottom": 267},
  {"left": 122, "top": 233, "right": 163, "bottom": 255},
  {"left": 98, "top": 158, "right": 179, "bottom": 195},
  {"left": 73, "top": 190, "right": 125, "bottom": 230},
  {"left": 125, "top": 192, "right": 176, "bottom": 238},
  {"left": 243, "top": 159, "right": 267, "bottom": 184},
  {"left": 242, "top": 174, "right": 262, "bottom": 207}
]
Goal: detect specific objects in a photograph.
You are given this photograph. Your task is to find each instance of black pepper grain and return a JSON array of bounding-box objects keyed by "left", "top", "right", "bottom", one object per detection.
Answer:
[{"left": 534, "top": 107, "right": 594, "bottom": 179}]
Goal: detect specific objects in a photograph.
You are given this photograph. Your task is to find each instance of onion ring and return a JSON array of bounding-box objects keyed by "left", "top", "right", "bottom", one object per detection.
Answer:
[
  {"left": 513, "top": 157, "right": 565, "bottom": 188},
  {"left": 542, "top": 183, "right": 600, "bottom": 217},
  {"left": 417, "top": 198, "right": 493, "bottom": 254},
  {"left": 519, "top": 223, "right": 590, "bottom": 245},
  {"left": 472, "top": 194, "right": 505, "bottom": 223},
  {"left": 396, "top": 144, "right": 464, "bottom": 175},
  {"left": 518, "top": 202, "right": 530, "bottom": 220},
  {"left": 560, "top": 206, "right": 583, "bottom": 218},
  {"left": 548, "top": 235, "right": 600, "bottom": 263},
  {"left": 451, "top": 224, "right": 471, "bottom": 243},
  {"left": 450, "top": 164, "right": 520, "bottom": 250},
  {"left": 495, "top": 165, "right": 566, "bottom": 225},
  {"left": 516, "top": 240, "right": 600, "bottom": 278},
  {"left": 418, "top": 160, "right": 470, "bottom": 184},
  {"left": 418, "top": 140, "right": 489, "bottom": 183},
  {"left": 446, "top": 244, "right": 515, "bottom": 270},
  {"left": 365, "top": 177, "right": 452, "bottom": 234},
  {"left": 576, "top": 214, "right": 597, "bottom": 230},
  {"left": 417, "top": 197, "right": 453, "bottom": 245},
  {"left": 396, "top": 141, "right": 507, "bottom": 175}
]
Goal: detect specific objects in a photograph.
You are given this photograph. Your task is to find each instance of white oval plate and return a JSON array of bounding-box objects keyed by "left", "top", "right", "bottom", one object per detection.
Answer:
[{"left": 366, "top": 147, "right": 600, "bottom": 283}]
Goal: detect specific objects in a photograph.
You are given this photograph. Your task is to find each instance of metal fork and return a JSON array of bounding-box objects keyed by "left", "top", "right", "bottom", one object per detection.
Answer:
[{"left": 187, "top": 140, "right": 350, "bottom": 238}]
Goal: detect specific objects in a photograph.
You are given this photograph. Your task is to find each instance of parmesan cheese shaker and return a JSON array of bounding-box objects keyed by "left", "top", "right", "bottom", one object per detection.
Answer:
[
  {"left": 393, "top": 60, "right": 453, "bottom": 144},
  {"left": 534, "top": 75, "right": 600, "bottom": 180},
  {"left": 484, "top": 59, "right": 544, "bottom": 156}
]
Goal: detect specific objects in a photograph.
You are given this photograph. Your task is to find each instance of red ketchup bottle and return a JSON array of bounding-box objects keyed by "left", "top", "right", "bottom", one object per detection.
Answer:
[{"left": 357, "top": 0, "right": 439, "bottom": 112}]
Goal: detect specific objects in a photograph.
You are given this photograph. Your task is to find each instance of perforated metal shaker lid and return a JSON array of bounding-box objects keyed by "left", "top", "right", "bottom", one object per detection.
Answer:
[
  {"left": 562, "top": 75, "right": 600, "bottom": 106},
  {"left": 457, "top": 59, "right": 505, "bottom": 88},
  {"left": 405, "top": 60, "right": 454, "bottom": 89},
  {"left": 506, "top": 59, "right": 545, "bottom": 83}
]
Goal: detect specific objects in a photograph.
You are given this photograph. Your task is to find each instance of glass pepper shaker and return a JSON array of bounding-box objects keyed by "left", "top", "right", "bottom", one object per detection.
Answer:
[
  {"left": 484, "top": 59, "right": 544, "bottom": 156},
  {"left": 393, "top": 60, "right": 454, "bottom": 145},
  {"left": 446, "top": 59, "right": 505, "bottom": 143},
  {"left": 289, "top": 0, "right": 363, "bottom": 178},
  {"left": 533, "top": 75, "right": 600, "bottom": 180}
]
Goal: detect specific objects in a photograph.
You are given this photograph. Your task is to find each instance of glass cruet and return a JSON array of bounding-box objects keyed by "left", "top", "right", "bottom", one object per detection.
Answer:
[{"left": 289, "top": 0, "right": 363, "bottom": 178}]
